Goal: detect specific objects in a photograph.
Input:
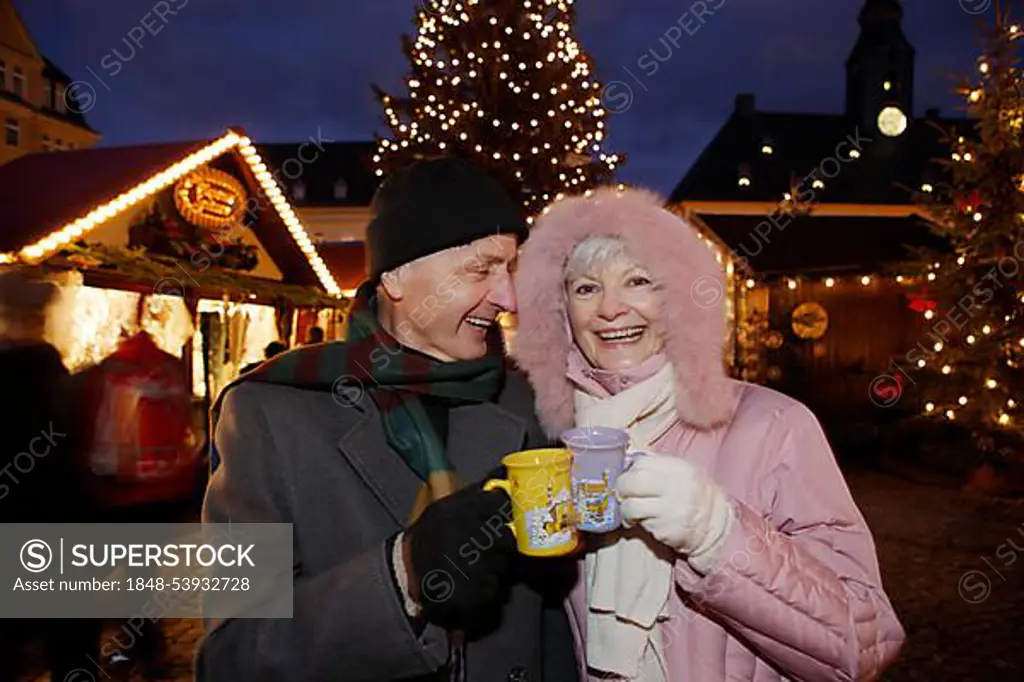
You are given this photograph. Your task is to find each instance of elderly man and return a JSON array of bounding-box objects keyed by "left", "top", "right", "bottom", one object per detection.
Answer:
[{"left": 198, "top": 157, "right": 576, "bottom": 682}]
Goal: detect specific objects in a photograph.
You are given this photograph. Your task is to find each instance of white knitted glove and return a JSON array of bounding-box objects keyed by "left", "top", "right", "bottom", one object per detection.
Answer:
[{"left": 616, "top": 453, "right": 735, "bottom": 573}]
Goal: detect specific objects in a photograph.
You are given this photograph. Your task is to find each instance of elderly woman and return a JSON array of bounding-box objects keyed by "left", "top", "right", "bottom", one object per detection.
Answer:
[{"left": 513, "top": 188, "right": 905, "bottom": 682}]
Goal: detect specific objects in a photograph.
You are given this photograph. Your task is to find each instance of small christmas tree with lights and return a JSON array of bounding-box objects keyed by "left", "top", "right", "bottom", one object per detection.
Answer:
[
  {"left": 911, "top": 11, "right": 1024, "bottom": 461},
  {"left": 372, "top": 0, "right": 622, "bottom": 216}
]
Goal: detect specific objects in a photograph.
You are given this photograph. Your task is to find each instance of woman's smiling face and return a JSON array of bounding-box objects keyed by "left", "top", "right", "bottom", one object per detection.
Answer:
[{"left": 566, "top": 252, "right": 664, "bottom": 371}]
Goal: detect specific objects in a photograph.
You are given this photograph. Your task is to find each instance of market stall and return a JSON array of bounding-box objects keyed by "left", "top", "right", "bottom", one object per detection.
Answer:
[{"left": 0, "top": 128, "right": 349, "bottom": 405}]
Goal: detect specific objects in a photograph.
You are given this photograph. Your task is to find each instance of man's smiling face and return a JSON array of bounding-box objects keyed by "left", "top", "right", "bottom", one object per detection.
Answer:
[{"left": 381, "top": 233, "right": 519, "bottom": 361}]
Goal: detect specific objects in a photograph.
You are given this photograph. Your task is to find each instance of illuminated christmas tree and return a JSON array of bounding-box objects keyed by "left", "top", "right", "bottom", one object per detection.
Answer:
[
  {"left": 372, "top": 0, "right": 622, "bottom": 216},
  {"left": 911, "top": 12, "right": 1024, "bottom": 458}
]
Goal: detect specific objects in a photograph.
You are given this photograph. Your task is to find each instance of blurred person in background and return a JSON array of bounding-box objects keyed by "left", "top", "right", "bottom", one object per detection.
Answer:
[
  {"left": 303, "top": 326, "right": 325, "bottom": 345},
  {"left": 75, "top": 324, "right": 200, "bottom": 680},
  {"left": 0, "top": 267, "right": 102, "bottom": 682},
  {"left": 240, "top": 340, "right": 287, "bottom": 375}
]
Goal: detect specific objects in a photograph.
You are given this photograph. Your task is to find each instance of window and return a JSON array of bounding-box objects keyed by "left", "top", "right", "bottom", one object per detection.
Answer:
[
  {"left": 333, "top": 178, "right": 348, "bottom": 200},
  {"left": 5, "top": 119, "right": 20, "bottom": 147},
  {"left": 0, "top": 59, "right": 5, "bottom": 89},
  {"left": 55, "top": 85, "right": 66, "bottom": 113},
  {"left": 12, "top": 66, "right": 25, "bottom": 97},
  {"left": 43, "top": 79, "right": 52, "bottom": 107}
]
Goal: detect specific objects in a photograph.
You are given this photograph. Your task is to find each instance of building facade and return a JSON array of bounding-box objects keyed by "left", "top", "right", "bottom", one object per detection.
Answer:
[
  {"left": 670, "top": 0, "right": 971, "bottom": 422},
  {"left": 258, "top": 141, "right": 380, "bottom": 294},
  {"left": 0, "top": 0, "right": 100, "bottom": 165}
]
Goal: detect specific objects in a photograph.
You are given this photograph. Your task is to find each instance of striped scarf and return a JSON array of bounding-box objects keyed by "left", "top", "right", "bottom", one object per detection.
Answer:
[{"left": 210, "top": 280, "right": 505, "bottom": 521}]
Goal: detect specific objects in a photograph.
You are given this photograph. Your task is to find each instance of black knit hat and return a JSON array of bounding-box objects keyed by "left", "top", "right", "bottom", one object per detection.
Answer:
[{"left": 366, "top": 157, "right": 529, "bottom": 280}]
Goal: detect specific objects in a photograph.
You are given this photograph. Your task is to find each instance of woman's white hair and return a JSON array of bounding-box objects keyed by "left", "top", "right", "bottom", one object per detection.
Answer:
[{"left": 564, "top": 234, "right": 635, "bottom": 282}]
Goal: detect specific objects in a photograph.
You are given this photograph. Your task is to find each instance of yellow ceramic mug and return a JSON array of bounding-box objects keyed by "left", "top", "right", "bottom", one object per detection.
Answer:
[{"left": 484, "top": 448, "right": 580, "bottom": 557}]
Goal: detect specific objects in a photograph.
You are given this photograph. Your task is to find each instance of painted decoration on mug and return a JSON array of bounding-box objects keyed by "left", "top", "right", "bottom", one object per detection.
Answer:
[
  {"left": 574, "top": 470, "right": 617, "bottom": 532},
  {"left": 525, "top": 484, "right": 576, "bottom": 550}
]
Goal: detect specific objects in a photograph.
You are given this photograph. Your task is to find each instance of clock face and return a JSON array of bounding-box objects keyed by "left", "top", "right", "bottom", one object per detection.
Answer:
[{"left": 877, "top": 106, "right": 908, "bottom": 137}]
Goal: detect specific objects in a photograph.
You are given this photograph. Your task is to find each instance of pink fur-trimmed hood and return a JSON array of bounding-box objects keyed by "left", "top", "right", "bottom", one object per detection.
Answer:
[{"left": 514, "top": 187, "right": 736, "bottom": 438}]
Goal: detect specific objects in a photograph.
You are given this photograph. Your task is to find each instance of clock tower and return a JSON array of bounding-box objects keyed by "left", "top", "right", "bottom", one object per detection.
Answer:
[{"left": 845, "top": 0, "right": 915, "bottom": 138}]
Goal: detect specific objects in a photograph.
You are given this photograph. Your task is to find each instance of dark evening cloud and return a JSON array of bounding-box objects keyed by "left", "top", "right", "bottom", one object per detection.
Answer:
[{"left": 18, "top": 0, "right": 984, "bottom": 193}]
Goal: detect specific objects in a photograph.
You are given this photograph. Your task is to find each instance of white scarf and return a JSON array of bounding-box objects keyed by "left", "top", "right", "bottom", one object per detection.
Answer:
[{"left": 574, "top": 362, "right": 678, "bottom": 682}]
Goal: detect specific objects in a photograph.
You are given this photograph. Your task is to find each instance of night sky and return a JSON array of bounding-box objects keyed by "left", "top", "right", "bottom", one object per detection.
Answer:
[{"left": 19, "top": 0, "right": 992, "bottom": 193}]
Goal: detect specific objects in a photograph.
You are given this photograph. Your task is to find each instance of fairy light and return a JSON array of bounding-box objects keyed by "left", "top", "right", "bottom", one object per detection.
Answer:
[
  {"left": 374, "top": 0, "right": 619, "bottom": 212},
  {"left": 15, "top": 130, "right": 340, "bottom": 297},
  {"left": 744, "top": 271, "right": 937, "bottom": 290}
]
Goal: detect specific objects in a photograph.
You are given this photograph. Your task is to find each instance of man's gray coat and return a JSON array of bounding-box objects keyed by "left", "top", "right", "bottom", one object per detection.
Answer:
[{"left": 196, "top": 371, "right": 577, "bottom": 682}]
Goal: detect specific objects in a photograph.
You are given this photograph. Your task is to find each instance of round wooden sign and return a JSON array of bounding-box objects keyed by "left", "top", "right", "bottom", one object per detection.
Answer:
[
  {"left": 791, "top": 302, "right": 829, "bottom": 340},
  {"left": 173, "top": 167, "right": 247, "bottom": 230}
]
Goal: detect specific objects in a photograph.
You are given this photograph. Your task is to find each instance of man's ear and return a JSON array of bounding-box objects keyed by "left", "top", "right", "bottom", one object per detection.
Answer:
[{"left": 379, "top": 266, "right": 405, "bottom": 301}]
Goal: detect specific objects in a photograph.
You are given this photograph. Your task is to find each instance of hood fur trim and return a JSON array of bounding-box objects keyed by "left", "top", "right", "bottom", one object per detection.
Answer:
[{"left": 514, "top": 187, "right": 736, "bottom": 438}]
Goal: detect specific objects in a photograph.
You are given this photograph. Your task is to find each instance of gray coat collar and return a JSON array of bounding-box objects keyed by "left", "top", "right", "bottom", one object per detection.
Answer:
[{"left": 337, "top": 400, "right": 529, "bottom": 526}]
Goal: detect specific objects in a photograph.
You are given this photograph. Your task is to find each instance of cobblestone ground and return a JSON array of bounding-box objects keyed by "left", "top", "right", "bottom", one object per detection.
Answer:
[
  {"left": 850, "top": 470, "right": 1024, "bottom": 681},
  {"left": 22, "top": 470, "right": 1024, "bottom": 681}
]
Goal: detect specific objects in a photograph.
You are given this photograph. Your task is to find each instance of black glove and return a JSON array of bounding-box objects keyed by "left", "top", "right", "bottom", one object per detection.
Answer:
[{"left": 404, "top": 476, "right": 517, "bottom": 629}]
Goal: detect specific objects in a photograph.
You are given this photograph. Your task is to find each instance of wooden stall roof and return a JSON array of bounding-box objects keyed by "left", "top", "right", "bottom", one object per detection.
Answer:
[{"left": 0, "top": 132, "right": 341, "bottom": 296}]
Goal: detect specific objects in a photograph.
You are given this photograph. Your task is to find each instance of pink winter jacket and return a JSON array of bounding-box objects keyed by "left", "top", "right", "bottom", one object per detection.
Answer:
[{"left": 513, "top": 188, "right": 906, "bottom": 681}]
